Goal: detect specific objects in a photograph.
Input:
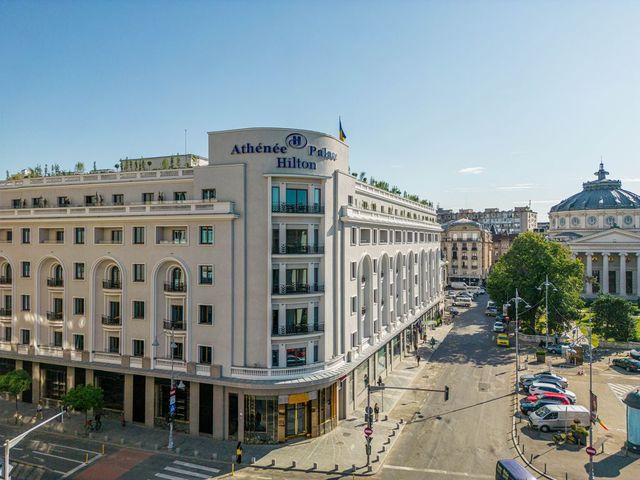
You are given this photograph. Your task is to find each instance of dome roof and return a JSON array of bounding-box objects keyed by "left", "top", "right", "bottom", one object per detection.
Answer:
[
  {"left": 445, "top": 218, "right": 483, "bottom": 229},
  {"left": 550, "top": 163, "right": 640, "bottom": 213}
]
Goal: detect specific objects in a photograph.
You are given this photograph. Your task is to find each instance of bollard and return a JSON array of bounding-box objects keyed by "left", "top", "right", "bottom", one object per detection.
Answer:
[
  {"left": 522, "top": 444, "right": 525, "bottom": 454},
  {"left": 334, "top": 464, "right": 339, "bottom": 471},
  {"left": 530, "top": 453, "right": 533, "bottom": 463},
  {"left": 250, "top": 457, "right": 255, "bottom": 464},
  {"left": 154, "top": 443, "right": 159, "bottom": 450},
  {"left": 89, "top": 432, "right": 94, "bottom": 440},
  {"left": 390, "top": 430, "right": 395, "bottom": 437},
  {"left": 194, "top": 450, "right": 199, "bottom": 457},
  {"left": 368, "top": 465, "right": 372, "bottom": 472},
  {"left": 400, "top": 418, "right": 404, "bottom": 424},
  {"left": 384, "top": 414, "right": 388, "bottom": 421},
  {"left": 544, "top": 463, "right": 547, "bottom": 473},
  {"left": 271, "top": 459, "right": 275, "bottom": 466},
  {"left": 565, "top": 473, "right": 568, "bottom": 480},
  {"left": 212, "top": 452, "right": 218, "bottom": 460},
  {"left": 231, "top": 463, "right": 235, "bottom": 477},
  {"left": 375, "top": 455, "right": 379, "bottom": 463},
  {"left": 313, "top": 462, "right": 317, "bottom": 469},
  {"left": 352, "top": 464, "right": 356, "bottom": 472},
  {"left": 176, "top": 447, "right": 181, "bottom": 455},
  {"left": 381, "top": 445, "right": 386, "bottom": 452},
  {"left": 292, "top": 460, "right": 296, "bottom": 468},
  {"left": 120, "top": 437, "right": 125, "bottom": 445},
  {"left": 85, "top": 453, "right": 89, "bottom": 463},
  {"left": 102, "top": 444, "right": 105, "bottom": 455}
]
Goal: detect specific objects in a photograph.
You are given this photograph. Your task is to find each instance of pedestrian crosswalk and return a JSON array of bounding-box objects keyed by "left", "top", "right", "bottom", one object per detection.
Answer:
[
  {"left": 153, "top": 460, "right": 221, "bottom": 480},
  {"left": 608, "top": 383, "right": 639, "bottom": 403}
]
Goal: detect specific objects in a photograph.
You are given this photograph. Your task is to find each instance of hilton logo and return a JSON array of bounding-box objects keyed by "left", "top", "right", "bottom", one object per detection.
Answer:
[{"left": 285, "top": 133, "right": 307, "bottom": 149}]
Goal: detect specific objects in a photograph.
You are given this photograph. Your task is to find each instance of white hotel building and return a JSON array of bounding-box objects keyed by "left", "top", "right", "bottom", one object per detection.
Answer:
[{"left": 0, "top": 128, "right": 444, "bottom": 442}]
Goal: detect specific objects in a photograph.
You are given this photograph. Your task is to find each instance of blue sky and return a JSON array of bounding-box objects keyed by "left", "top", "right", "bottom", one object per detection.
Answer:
[{"left": 1, "top": 1, "right": 639, "bottom": 220}]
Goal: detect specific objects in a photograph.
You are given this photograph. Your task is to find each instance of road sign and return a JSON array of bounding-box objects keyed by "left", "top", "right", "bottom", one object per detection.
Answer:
[
  {"left": 364, "top": 426, "right": 373, "bottom": 437},
  {"left": 586, "top": 446, "right": 597, "bottom": 456},
  {"left": 170, "top": 388, "right": 176, "bottom": 396},
  {"left": 169, "top": 403, "right": 176, "bottom": 415}
]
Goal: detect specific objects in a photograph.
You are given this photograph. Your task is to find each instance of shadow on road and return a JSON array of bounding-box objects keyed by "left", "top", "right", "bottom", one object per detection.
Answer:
[
  {"left": 410, "top": 392, "right": 515, "bottom": 423},
  {"left": 591, "top": 449, "right": 639, "bottom": 478}
]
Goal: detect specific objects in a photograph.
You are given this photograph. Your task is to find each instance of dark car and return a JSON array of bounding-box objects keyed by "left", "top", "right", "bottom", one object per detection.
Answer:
[
  {"left": 630, "top": 350, "right": 640, "bottom": 360},
  {"left": 519, "top": 396, "right": 571, "bottom": 415},
  {"left": 612, "top": 358, "right": 640, "bottom": 372}
]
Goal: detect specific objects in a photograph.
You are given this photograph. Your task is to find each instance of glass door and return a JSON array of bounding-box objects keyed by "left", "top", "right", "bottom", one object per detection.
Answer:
[{"left": 285, "top": 402, "right": 308, "bottom": 437}]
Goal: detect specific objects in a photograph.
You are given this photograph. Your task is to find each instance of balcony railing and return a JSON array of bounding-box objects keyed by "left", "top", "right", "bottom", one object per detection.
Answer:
[
  {"left": 47, "top": 278, "right": 64, "bottom": 287},
  {"left": 163, "top": 319, "right": 186, "bottom": 330},
  {"left": 46, "top": 311, "right": 63, "bottom": 321},
  {"left": 272, "top": 203, "right": 324, "bottom": 214},
  {"left": 272, "top": 244, "right": 324, "bottom": 255},
  {"left": 102, "top": 280, "right": 122, "bottom": 289},
  {"left": 101, "top": 315, "right": 122, "bottom": 326},
  {"left": 164, "top": 282, "right": 186, "bottom": 293},
  {"left": 272, "top": 323, "right": 324, "bottom": 336},
  {"left": 0, "top": 308, "right": 11, "bottom": 317},
  {"left": 0, "top": 276, "right": 11, "bottom": 285},
  {"left": 272, "top": 283, "right": 325, "bottom": 295}
]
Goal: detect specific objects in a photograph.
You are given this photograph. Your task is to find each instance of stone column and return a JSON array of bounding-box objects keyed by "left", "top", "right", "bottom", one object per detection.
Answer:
[
  {"left": 620, "top": 253, "right": 627, "bottom": 296},
  {"left": 32, "top": 363, "right": 41, "bottom": 405},
  {"left": 602, "top": 253, "right": 609, "bottom": 294},
  {"left": 189, "top": 382, "right": 199, "bottom": 435},
  {"left": 585, "top": 253, "right": 593, "bottom": 295},
  {"left": 124, "top": 374, "right": 133, "bottom": 423},
  {"left": 145, "top": 375, "right": 154, "bottom": 427}
]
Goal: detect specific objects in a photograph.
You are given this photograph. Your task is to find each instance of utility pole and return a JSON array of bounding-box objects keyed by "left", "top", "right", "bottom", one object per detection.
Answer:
[
  {"left": 588, "top": 326, "right": 594, "bottom": 480},
  {"left": 538, "top": 275, "right": 557, "bottom": 350},
  {"left": 509, "top": 289, "right": 530, "bottom": 393}
]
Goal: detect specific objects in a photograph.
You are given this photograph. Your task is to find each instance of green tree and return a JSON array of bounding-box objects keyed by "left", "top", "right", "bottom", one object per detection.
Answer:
[
  {"left": 0, "top": 369, "right": 32, "bottom": 419},
  {"left": 63, "top": 385, "right": 104, "bottom": 421},
  {"left": 591, "top": 294, "right": 635, "bottom": 341},
  {"left": 487, "top": 232, "right": 584, "bottom": 334}
]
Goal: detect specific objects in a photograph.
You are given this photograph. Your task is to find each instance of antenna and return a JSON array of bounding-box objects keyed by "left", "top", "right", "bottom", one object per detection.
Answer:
[{"left": 184, "top": 129, "right": 187, "bottom": 157}]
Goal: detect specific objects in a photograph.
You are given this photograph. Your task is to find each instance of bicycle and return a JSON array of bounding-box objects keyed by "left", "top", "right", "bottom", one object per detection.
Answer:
[{"left": 85, "top": 419, "right": 103, "bottom": 433}]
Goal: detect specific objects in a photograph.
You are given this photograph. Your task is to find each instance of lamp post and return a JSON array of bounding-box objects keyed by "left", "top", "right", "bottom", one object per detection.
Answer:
[
  {"left": 167, "top": 322, "right": 177, "bottom": 451},
  {"left": 508, "top": 289, "right": 531, "bottom": 393},
  {"left": 537, "top": 275, "right": 558, "bottom": 350},
  {"left": 588, "top": 326, "right": 594, "bottom": 480}
]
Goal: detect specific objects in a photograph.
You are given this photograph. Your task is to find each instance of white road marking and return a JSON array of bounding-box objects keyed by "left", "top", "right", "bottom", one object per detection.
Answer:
[
  {"left": 384, "top": 464, "right": 493, "bottom": 478},
  {"left": 32, "top": 451, "right": 84, "bottom": 463},
  {"left": 608, "top": 383, "right": 639, "bottom": 403},
  {"left": 164, "top": 466, "right": 211, "bottom": 478},
  {"left": 173, "top": 461, "right": 220, "bottom": 473},
  {"left": 49, "top": 442, "right": 101, "bottom": 454},
  {"left": 60, "top": 453, "right": 102, "bottom": 478},
  {"left": 155, "top": 473, "right": 191, "bottom": 480}
]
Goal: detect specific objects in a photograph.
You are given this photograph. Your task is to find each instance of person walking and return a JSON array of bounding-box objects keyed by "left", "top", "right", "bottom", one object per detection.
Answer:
[
  {"left": 416, "top": 352, "right": 421, "bottom": 366},
  {"left": 374, "top": 403, "right": 380, "bottom": 422},
  {"left": 36, "top": 401, "right": 43, "bottom": 420},
  {"left": 236, "top": 442, "right": 243, "bottom": 464},
  {"left": 377, "top": 375, "right": 383, "bottom": 387}
]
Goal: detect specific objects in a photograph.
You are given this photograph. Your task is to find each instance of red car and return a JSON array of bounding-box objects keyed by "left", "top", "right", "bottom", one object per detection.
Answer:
[{"left": 525, "top": 392, "right": 572, "bottom": 405}]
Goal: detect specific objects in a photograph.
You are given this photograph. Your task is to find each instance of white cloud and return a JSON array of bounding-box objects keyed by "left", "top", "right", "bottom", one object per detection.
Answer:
[
  {"left": 529, "top": 199, "right": 560, "bottom": 204},
  {"left": 458, "top": 167, "right": 484, "bottom": 175},
  {"left": 496, "top": 183, "right": 535, "bottom": 191}
]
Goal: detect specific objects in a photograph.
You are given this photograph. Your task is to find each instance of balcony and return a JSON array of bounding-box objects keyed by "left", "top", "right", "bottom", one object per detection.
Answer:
[
  {"left": 272, "top": 203, "right": 324, "bottom": 214},
  {"left": 101, "top": 315, "right": 122, "bottom": 326},
  {"left": 163, "top": 319, "right": 186, "bottom": 331},
  {"left": 272, "top": 244, "right": 324, "bottom": 255},
  {"left": 272, "top": 284, "right": 325, "bottom": 295},
  {"left": 272, "top": 323, "right": 324, "bottom": 336},
  {"left": 47, "top": 278, "right": 64, "bottom": 287},
  {"left": 0, "top": 277, "right": 11, "bottom": 285},
  {"left": 46, "top": 311, "right": 63, "bottom": 321},
  {"left": 102, "top": 280, "right": 122, "bottom": 289},
  {"left": 0, "top": 308, "right": 12, "bottom": 317},
  {"left": 230, "top": 354, "right": 345, "bottom": 380},
  {"left": 164, "top": 282, "right": 186, "bottom": 293}
]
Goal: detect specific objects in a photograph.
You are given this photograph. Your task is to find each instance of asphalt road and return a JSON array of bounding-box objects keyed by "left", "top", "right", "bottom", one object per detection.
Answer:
[{"left": 377, "top": 298, "right": 518, "bottom": 479}]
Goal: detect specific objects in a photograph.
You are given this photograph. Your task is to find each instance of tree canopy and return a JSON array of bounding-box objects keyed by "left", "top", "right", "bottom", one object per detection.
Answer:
[
  {"left": 63, "top": 385, "right": 104, "bottom": 421},
  {"left": 0, "top": 369, "right": 32, "bottom": 415},
  {"left": 591, "top": 294, "right": 636, "bottom": 341},
  {"left": 487, "top": 232, "right": 584, "bottom": 334}
]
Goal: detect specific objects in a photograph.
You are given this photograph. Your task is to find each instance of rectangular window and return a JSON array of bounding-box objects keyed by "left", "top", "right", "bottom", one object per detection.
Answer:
[
  {"left": 21, "top": 261, "right": 30, "bottom": 278},
  {"left": 32, "top": 197, "right": 43, "bottom": 208},
  {"left": 202, "top": 189, "right": 216, "bottom": 200},
  {"left": 73, "top": 334, "right": 84, "bottom": 351},
  {"left": 351, "top": 227, "right": 357, "bottom": 245},
  {"left": 3, "top": 327, "right": 11, "bottom": 342},
  {"left": 199, "top": 265, "right": 213, "bottom": 285},
  {"left": 314, "top": 343, "right": 319, "bottom": 363},
  {"left": 199, "top": 226, "right": 214, "bottom": 245},
  {"left": 73, "top": 298, "right": 85, "bottom": 315},
  {"left": 85, "top": 195, "right": 97, "bottom": 206},
  {"left": 373, "top": 229, "right": 378, "bottom": 244},
  {"left": 348, "top": 195, "right": 353, "bottom": 206},
  {"left": 12, "top": 199, "right": 21, "bottom": 209},
  {"left": 199, "top": 305, "right": 213, "bottom": 325},
  {"left": 172, "top": 229, "right": 186, "bottom": 244},
  {"left": 142, "top": 193, "right": 154, "bottom": 203},
  {"left": 272, "top": 348, "right": 279, "bottom": 367},
  {"left": 112, "top": 194, "right": 124, "bottom": 205},
  {"left": 21, "top": 294, "right": 30, "bottom": 311},
  {"left": 174, "top": 191, "right": 187, "bottom": 201},
  {"left": 132, "top": 226, "right": 145, "bottom": 244},
  {"left": 172, "top": 342, "right": 183, "bottom": 360},
  {"left": 21, "top": 228, "right": 30, "bottom": 244},
  {"left": 313, "top": 188, "right": 321, "bottom": 209},
  {"left": 133, "top": 264, "right": 145, "bottom": 282},
  {"left": 20, "top": 329, "right": 30, "bottom": 345},
  {"left": 55, "top": 230, "right": 64, "bottom": 243},
  {"left": 351, "top": 296, "right": 357, "bottom": 314},
  {"left": 108, "top": 336, "right": 120, "bottom": 354},
  {"left": 350, "top": 262, "right": 357, "bottom": 280},
  {"left": 53, "top": 331, "right": 63, "bottom": 347},
  {"left": 271, "top": 186, "right": 280, "bottom": 211},
  {"left": 74, "top": 227, "right": 85, "bottom": 244},
  {"left": 286, "top": 347, "right": 306, "bottom": 367},
  {"left": 198, "top": 346, "right": 212, "bottom": 364},
  {"left": 132, "top": 339, "right": 144, "bottom": 357},
  {"left": 111, "top": 229, "right": 122, "bottom": 243},
  {"left": 74, "top": 262, "right": 85, "bottom": 280},
  {"left": 57, "top": 196, "right": 69, "bottom": 207},
  {"left": 360, "top": 229, "right": 371, "bottom": 244},
  {"left": 132, "top": 301, "right": 145, "bottom": 319}
]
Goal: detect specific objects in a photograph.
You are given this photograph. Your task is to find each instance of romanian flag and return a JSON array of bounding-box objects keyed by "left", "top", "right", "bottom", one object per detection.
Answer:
[
  {"left": 595, "top": 416, "right": 609, "bottom": 431},
  {"left": 339, "top": 117, "right": 347, "bottom": 142}
]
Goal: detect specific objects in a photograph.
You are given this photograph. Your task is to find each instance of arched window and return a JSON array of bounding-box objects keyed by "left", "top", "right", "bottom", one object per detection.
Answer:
[
  {"left": 2, "top": 264, "right": 11, "bottom": 282},
  {"left": 53, "top": 265, "right": 63, "bottom": 281},
  {"left": 109, "top": 266, "right": 121, "bottom": 287},
  {"left": 170, "top": 267, "right": 183, "bottom": 289}
]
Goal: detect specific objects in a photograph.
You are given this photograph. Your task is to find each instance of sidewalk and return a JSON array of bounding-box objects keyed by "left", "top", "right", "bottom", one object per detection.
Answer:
[{"left": 0, "top": 320, "right": 454, "bottom": 476}]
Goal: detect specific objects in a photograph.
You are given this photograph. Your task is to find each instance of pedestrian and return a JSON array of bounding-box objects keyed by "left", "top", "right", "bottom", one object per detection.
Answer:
[
  {"left": 374, "top": 403, "right": 380, "bottom": 422},
  {"left": 363, "top": 373, "right": 369, "bottom": 389},
  {"left": 36, "top": 401, "right": 43, "bottom": 420},
  {"left": 235, "top": 442, "right": 243, "bottom": 464},
  {"left": 416, "top": 352, "right": 421, "bottom": 366},
  {"left": 377, "top": 375, "right": 383, "bottom": 387}
]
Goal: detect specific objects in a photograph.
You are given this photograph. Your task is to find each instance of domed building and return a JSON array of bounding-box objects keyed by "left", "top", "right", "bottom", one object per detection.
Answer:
[
  {"left": 441, "top": 218, "right": 493, "bottom": 286},
  {"left": 549, "top": 163, "right": 640, "bottom": 298}
]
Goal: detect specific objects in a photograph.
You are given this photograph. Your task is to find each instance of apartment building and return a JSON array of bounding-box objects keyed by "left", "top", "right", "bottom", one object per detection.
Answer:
[
  {"left": 437, "top": 206, "right": 537, "bottom": 234},
  {"left": 441, "top": 219, "right": 492, "bottom": 286},
  {"left": 0, "top": 128, "right": 444, "bottom": 443}
]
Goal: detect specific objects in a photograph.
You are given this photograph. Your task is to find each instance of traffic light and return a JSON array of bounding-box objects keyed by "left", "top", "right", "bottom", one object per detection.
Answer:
[{"left": 444, "top": 385, "right": 450, "bottom": 402}]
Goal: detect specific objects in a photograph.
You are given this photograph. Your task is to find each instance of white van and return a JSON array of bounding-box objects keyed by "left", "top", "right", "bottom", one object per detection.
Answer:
[
  {"left": 450, "top": 282, "right": 468, "bottom": 290},
  {"left": 454, "top": 297, "right": 472, "bottom": 307},
  {"left": 528, "top": 405, "right": 590, "bottom": 432}
]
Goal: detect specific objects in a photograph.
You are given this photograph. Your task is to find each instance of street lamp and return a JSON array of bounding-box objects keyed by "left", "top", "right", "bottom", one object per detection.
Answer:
[
  {"left": 537, "top": 274, "right": 558, "bottom": 350},
  {"left": 508, "top": 289, "right": 531, "bottom": 393},
  {"left": 168, "top": 321, "right": 177, "bottom": 451}
]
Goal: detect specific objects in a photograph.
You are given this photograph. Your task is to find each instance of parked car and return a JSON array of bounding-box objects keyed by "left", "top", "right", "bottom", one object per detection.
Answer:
[
  {"left": 520, "top": 395, "right": 571, "bottom": 415},
  {"left": 454, "top": 297, "right": 472, "bottom": 307},
  {"left": 629, "top": 349, "right": 640, "bottom": 360},
  {"left": 493, "top": 321, "right": 506, "bottom": 333},
  {"left": 528, "top": 382, "right": 577, "bottom": 403},
  {"left": 612, "top": 357, "right": 640, "bottom": 372},
  {"left": 546, "top": 344, "right": 567, "bottom": 355},
  {"left": 485, "top": 306, "right": 497, "bottom": 316},
  {"left": 520, "top": 373, "right": 568, "bottom": 389},
  {"left": 496, "top": 333, "right": 510, "bottom": 347},
  {"left": 528, "top": 404, "right": 590, "bottom": 432},
  {"left": 526, "top": 392, "right": 575, "bottom": 405}
]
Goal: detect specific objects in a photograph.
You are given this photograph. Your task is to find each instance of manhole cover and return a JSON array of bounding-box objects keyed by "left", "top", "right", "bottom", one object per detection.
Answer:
[{"left": 478, "top": 382, "right": 490, "bottom": 392}]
